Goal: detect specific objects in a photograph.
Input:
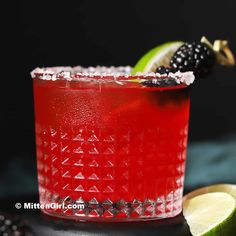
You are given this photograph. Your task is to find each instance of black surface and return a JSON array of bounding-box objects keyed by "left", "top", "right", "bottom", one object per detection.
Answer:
[
  {"left": 0, "top": 195, "right": 191, "bottom": 236},
  {"left": 29, "top": 213, "right": 191, "bottom": 236}
]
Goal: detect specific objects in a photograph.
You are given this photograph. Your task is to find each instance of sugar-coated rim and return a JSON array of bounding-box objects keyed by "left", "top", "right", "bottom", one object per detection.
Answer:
[{"left": 31, "top": 66, "right": 195, "bottom": 86}]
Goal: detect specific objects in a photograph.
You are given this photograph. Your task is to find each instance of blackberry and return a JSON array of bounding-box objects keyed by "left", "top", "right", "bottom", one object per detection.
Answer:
[
  {"left": 141, "top": 66, "right": 178, "bottom": 87},
  {"left": 141, "top": 77, "right": 178, "bottom": 87},
  {"left": 0, "top": 213, "right": 32, "bottom": 236},
  {"left": 156, "top": 66, "right": 177, "bottom": 74},
  {"left": 170, "top": 42, "right": 216, "bottom": 76}
]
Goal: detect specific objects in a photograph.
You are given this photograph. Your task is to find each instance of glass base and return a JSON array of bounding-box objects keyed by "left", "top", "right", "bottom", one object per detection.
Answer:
[
  {"left": 41, "top": 209, "right": 182, "bottom": 222},
  {"left": 39, "top": 187, "right": 183, "bottom": 222}
]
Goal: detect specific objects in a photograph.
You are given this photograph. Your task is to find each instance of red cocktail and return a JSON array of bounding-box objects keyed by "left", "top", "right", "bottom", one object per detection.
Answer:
[{"left": 32, "top": 66, "right": 191, "bottom": 221}]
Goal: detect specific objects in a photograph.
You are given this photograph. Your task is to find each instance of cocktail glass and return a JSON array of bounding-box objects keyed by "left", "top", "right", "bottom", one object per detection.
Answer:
[{"left": 32, "top": 66, "right": 191, "bottom": 221}]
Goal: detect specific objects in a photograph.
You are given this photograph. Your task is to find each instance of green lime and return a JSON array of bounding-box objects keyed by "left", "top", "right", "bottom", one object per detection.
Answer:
[
  {"left": 183, "top": 188, "right": 236, "bottom": 236},
  {"left": 132, "top": 41, "right": 183, "bottom": 74}
]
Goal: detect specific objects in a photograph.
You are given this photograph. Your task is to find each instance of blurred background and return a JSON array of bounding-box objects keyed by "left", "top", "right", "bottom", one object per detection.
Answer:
[{"left": 1, "top": 0, "right": 236, "bottom": 197}]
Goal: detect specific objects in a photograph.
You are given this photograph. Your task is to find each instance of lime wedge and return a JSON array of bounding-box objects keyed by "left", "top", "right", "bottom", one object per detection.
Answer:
[
  {"left": 183, "top": 186, "right": 236, "bottom": 236},
  {"left": 132, "top": 41, "right": 183, "bottom": 74}
]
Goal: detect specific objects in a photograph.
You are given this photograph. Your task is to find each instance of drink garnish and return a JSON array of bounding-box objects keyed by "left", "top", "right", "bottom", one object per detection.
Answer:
[
  {"left": 132, "top": 36, "right": 235, "bottom": 81},
  {"left": 132, "top": 41, "right": 184, "bottom": 74}
]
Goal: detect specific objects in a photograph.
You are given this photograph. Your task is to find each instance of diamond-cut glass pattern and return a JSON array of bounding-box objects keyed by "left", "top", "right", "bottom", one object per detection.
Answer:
[{"left": 36, "top": 124, "right": 187, "bottom": 220}]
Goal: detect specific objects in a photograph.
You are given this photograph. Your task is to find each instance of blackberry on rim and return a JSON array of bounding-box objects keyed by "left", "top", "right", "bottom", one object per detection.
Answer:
[
  {"left": 170, "top": 41, "right": 216, "bottom": 76},
  {"left": 156, "top": 66, "right": 176, "bottom": 74},
  {"left": 169, "top": 36, "right": 235, "bottom": 77}
]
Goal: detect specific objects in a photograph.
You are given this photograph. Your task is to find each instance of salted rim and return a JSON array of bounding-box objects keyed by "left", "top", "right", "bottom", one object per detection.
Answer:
[{"left": 31, "top": 66, "right": 195, "bottom": 86}]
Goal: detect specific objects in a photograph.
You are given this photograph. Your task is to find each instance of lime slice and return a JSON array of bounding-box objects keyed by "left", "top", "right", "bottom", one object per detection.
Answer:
[
  {"left": 132, "top": 41, "right": 183, "bottom": 74},
  {"left": 183, "top": 192, "right": 236, "bottom": 236},
  {"left": 183, "top": 188, "right": 236, "bottom": 236}
]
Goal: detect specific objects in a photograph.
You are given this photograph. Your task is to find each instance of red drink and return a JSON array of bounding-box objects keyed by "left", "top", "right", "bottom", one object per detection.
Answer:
[{"left": 32, "top": 67, "right": 190, "bottom": 221}]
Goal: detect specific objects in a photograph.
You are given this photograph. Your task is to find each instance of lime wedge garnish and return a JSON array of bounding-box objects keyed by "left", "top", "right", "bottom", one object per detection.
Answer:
[
  {"left": 183, "top": 185, "right": 236, "bottom": 236},
  {"left": 132, "top": 41, "right": 183, "bottom": 74}
]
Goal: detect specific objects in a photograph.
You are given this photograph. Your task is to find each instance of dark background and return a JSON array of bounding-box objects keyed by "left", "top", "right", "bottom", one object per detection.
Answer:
[{"left": 1, "top": 0, "right": 236, "bottom": 197}]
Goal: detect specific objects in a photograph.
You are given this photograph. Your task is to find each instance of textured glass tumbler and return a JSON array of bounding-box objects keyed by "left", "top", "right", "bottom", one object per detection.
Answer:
[{"left": 33, "top": 68, "right": 190, "bottom": 221}]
